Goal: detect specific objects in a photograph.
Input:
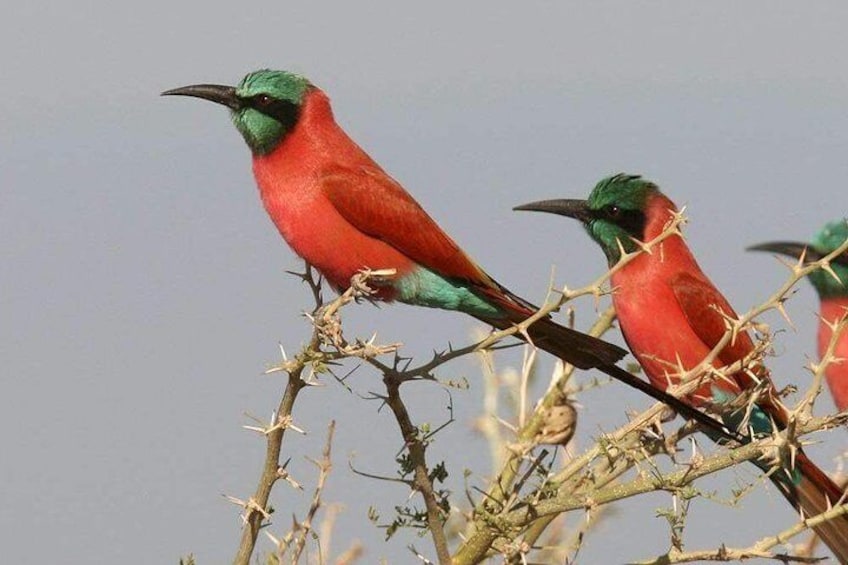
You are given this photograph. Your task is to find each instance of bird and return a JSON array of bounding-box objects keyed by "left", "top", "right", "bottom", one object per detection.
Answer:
[
  {"left": 749, "top": 220, "right": 848, "bottom": 411},
  {"left": 161, "top": 69, "right": 734, "bottom": 437},
  {"left": 515, "top": 173, "right": 848, "bottom": 562}
]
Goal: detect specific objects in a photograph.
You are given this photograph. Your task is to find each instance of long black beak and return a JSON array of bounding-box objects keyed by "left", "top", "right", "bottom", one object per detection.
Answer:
[
  {"left": 161, "top": 84, "right": 242, "bottom": 111},
  {"left": 749, "top": 241, "right": 848, "bottom": 267},
  {"left": 514, "top": 198, "right": 593, "bottom": 224},
  {"left": 747, "top": 241, "right": 824, "bottom": 262}
]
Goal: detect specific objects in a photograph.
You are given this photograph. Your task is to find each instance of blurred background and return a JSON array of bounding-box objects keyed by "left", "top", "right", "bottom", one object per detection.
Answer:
[{"left": 2, "top": 2, "right": 847, "bottom": 562}]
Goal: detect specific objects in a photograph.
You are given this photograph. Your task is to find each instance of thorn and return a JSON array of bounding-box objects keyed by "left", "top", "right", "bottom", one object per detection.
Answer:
[
  {"left": 822, "top": 261, "right": 844, "bottom": 284},
  {"left": 224, "top": 495, "right": 272, "bottom": 520},
  {"left": 224, "top": 494, "right": 247, "bottom": 508},
  {"left": 633, "top": 236, "right": 652, "bottom": 256},
  {"left": 287, "top": 421, "right": 307, "bottom": 435},
  {"left": 614, "top": 242, "right": 636, "bottom": 270},
  {"left": 773, "top": 299, "right": 796, "bottom": 330},
  {"left": 798, "top": 245, "right": 809, "bottom": 265},
  {"left": 263, "top": 531, "right": 281, "bottom": 551},
  {"left": 277, "top": 466, "right": 303, "bottom": 490},
  {"left": 495, "top": 416, "right": 518, "bottom": 433}
]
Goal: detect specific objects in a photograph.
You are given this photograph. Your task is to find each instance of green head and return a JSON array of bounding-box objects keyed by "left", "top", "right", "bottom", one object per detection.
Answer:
[
  {"left": 809, "top": 220, "right": 848, "bottom": 297},
  {"left": 748, "top": 219, "right": 848, "bottom": 299},
  {"left": 163, "top": 69, "right": 312, "bottom": 155},
  {"left": 514, "top": 173, "right": 660, "bottom": 265}
]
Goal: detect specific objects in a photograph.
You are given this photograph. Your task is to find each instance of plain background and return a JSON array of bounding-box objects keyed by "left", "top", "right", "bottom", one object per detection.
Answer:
[{"left": 2, "top": 2, "right": 847, "bottom": 563}]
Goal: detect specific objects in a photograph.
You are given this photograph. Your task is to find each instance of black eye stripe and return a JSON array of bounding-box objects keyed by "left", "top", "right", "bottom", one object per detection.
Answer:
[
  {"left": 591, "top": 207, "right": 647, "bottom": 240},
  {"left": 243, "top": 94, "right": 301, "bottom": 131}
]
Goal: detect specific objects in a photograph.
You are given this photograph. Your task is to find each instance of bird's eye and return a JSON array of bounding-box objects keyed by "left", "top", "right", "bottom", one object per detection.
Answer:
[
  {"left": 605, "top": 205, "right": 621, "bottom": 219},
  {"left": 254, "top": 94, "right": 273, "bottom": 107}
]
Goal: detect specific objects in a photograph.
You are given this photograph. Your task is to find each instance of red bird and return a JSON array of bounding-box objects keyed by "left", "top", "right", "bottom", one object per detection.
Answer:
[
  {"left": 750, "top": 220, "right": 848, "bottom": 411},
  {"left": 162, "top": 70, "right": 733, "bottom": 433},
  {"left": 516, "top": 174, "right": 848, "bottom": 561}
]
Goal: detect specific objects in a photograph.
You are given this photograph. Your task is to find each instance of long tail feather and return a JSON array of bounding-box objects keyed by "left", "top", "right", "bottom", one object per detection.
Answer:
[
  {"left": 478, "top": 313, "right": 740, "bottom": 442},
  {"left": 770, "top": 452, "right": 848, "bottom": 563},
  {"left": 471, "top": 281, "right": 627, "bottom": 369},
  {"left": 522, "top": 315, "right": 627, "bottom": 369}
]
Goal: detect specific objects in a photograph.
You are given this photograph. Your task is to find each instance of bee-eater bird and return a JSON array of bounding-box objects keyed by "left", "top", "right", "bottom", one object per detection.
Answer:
[
  {"left": 515, "top": 174, "right": 848, "bottom": 561},
  {"left": 749, "top": 220, "right": 848, "bottom": 412},
  {"left": 162, "top": 70, "right": 733, "bottom": 436}
]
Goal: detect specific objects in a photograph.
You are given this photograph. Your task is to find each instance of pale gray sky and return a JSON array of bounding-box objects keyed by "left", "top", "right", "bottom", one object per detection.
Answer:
[{"left": 2, "top": 2, "right": 848, "bottom": 563}]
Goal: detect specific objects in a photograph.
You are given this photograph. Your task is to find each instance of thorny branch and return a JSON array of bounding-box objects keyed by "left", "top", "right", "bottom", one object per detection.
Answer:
[
  {"left": 453, "top": 213, "right": 848, "bottom": 564},
  {"left": 232, "top": 267, "right": 322, "bottom": 565},
  {"left": 260, "top": 421, "right": 338, "bottom": 563},
  {"left": 233, "top": 266, "right": 396, "bottom": 565},
  {"left": 228, "top": 212, "right": 848, "bottom": 564},
  {"left": 382, "top": 376, "right": 452, "bottom": 564},
  {"left": 302, "top": 268, "right": 454, "bottom": 564},
  {"left": 292, "top": 420, "right": 336, "bottom": 562}
]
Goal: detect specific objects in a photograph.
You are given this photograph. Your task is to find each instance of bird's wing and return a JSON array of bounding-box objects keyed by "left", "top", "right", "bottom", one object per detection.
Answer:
[
  {"left": 668, "top": 270, "right": 784, "bottom": 412},
  {"left": 320, "top": 165, "right": 538, "bottom": 316},
  {"left": 670, "top": 271, "right": 754, "bottom": 367},
  {"left": 320, "top": 165, "right": 493, "bottom": 284}
]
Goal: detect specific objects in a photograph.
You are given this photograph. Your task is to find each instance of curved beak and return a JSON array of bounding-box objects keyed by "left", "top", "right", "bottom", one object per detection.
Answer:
[
  {"left": 746, "top": 241, "right": 823, "bottom": 262},
  {"left": 161, "top": 84, "right": 242, "bottom": 111},
  {"left": 749, "top": 241, "right": 848, "bottom": 268},
  {"left": 513, "top": 198, "right": 592, "bottom": 224}
]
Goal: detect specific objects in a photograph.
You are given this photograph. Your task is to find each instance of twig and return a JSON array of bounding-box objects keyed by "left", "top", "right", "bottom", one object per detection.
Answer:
[
  {"left": 234, "top": 266, "right": 389, "bottom": 565},
  {"left": 232, "top": 330, "right": 313, "bottom": 565},
  {"left": 291, "top": 420, "right": 337, "bottom": 563},
  {"left": 633, "top": 498, "right": 848, "bottom": 564},
  {"left": 382, "top": 374, "right": 451, "bottom": 564},
  {"left": 501, "top": 414, "right": 847, "bottom": 526},
  {"left": 453, "top": 306, "right": 619, "bottom": 564}
]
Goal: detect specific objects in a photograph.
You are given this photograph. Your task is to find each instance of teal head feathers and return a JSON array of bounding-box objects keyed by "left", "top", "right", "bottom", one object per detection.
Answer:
[
  {"left": 748, "top": 219, "right": 848, "bottom": 298},
  {"left": 514, "top": 173, "right": 661, "bottom": 265},
  {"left": 808, "top": 220, "right": 848, "bottom": 298}
]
